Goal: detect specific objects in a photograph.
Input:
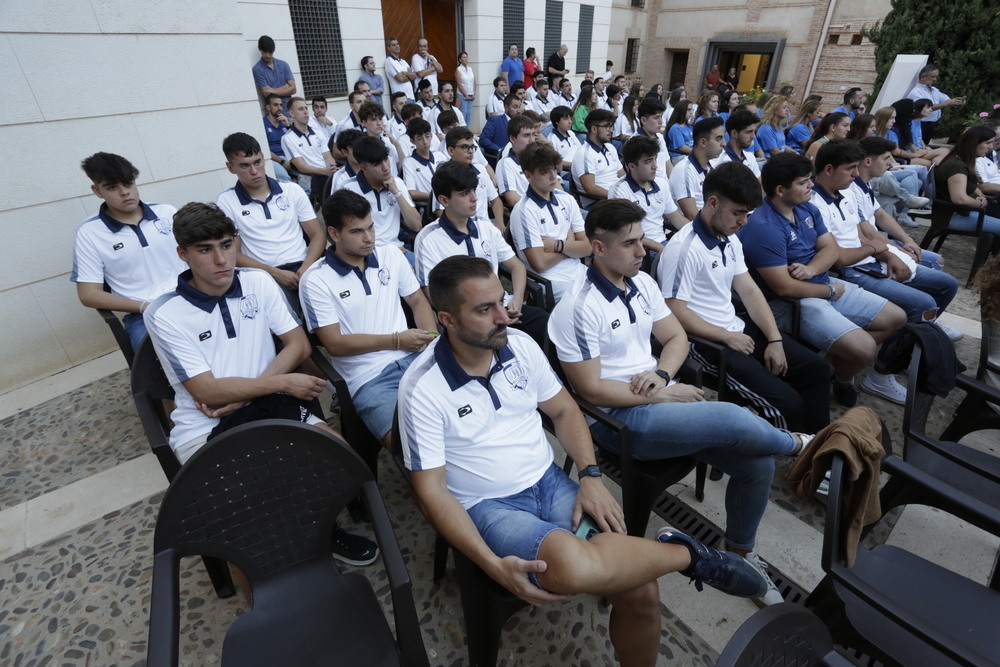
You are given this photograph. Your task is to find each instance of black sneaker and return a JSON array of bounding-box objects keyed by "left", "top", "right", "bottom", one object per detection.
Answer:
[
  {"left": 656, "top": 527, "right": 767, "bottom": 598},
  {"left": 332, "top": 528, "right": 379, "bottom": 566},
  {"left": 832, "top": 380, "right": 858, "bottom": 407}
]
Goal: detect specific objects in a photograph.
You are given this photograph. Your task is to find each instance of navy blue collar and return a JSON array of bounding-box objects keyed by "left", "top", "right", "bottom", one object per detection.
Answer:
[
  {"left": 853, "top": 176, "right": 873, "bottom": 197},
  {"left": 553, "top": 129, "right": 570, "bottom": 142},
  {"left": 687, "top": 153, "right": 710, "bottom": 175},
  {"left": 724, "top": 145, "right": 746, "bottom": 164},
  {"left": 692, "top": 214, "right": 727, "bottom": 252},
  {"left": 324, "top": 247, "right": 379, "bottom": 275},
  {"left": 586, "top": 265, "right": 641, "bottom": 323},
  {"left": 355, "top": 171, "right": 384, "bottom": 194},
  {"left": 421, "top": 99, "right": 435, "bottom": 109},
  {"left": 433, "top": 330, "right": 517, "bottom": 409},
  {"left": 524, "top": 185, "right": 555, "bottom": 207},
  {"left": 290, "top": 124, "right": 315, "bottom": 139},
  {"left": 812, "top": 182, "right": 842, "bottom": 205},
  {"left": 438, "top": 213, "right": 479, "bottom": 243},
  {"left": 343, "top": 163, "right": 357, "bottom": 178},
  {"left": 494, "top": 92, "right": 504, "bottom": 102},
  {"left": 234, "top": 177, "right": 283, "bottom": 206},
  {"left": 624, "top": 173, "right": 659, "bottom": 194},
  {"left": 505, "top": 151, "right": 521, "bottom": 166},
  {"left": 176, "top": 269, "right": 244, "bottom": 338},
  {"left": 410, "top": 150, "right": 436, "bottom": 167},
  {"left": 98, "top": 202, "right": 158, "bottom": 233},
  {"left": 393, "top": 114, "right": 404, "bottom": 125},
  {"left": 586, "top": 138, "right": 608, "bottom": 156}
]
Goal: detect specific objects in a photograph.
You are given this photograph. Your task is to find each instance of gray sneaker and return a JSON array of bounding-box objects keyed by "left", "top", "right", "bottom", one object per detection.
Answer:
[
  {"left": 743, "top": 552, "right": 785, "bottom": 607},
  {"left": 656, "top": 527, "right": 768, "bottom": 598}
]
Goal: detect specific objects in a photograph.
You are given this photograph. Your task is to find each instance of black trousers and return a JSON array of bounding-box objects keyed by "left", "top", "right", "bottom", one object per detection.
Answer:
[{"left": 689, "top": 318, "right": 832, "bottom": 433}]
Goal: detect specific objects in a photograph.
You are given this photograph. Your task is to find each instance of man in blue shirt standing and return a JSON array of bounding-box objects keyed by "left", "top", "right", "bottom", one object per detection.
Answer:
[
  {"left": 358, "top": 56, "right": 385, "bottom": 107},
  {"left": 252, "top": 35, "right": 296, "bottom": 114},
  {"left": 501, "top": 44, "right": 525, "bottom": 86}
]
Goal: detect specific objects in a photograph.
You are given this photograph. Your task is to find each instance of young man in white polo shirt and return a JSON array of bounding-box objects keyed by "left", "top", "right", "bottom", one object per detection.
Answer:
[
  {"left": 415, "top": 160, "right": 549, "bottom": 343},
  {"left": 328, "top": 129, "right": 364, "bottom": 196},
  {"left": 358, "top": 101, "right": 404, "bottom": 177},
  {"left": 509, "top": 143, "right": 589, "bottom": 302},
  {"left": 341, "top": 136, "right": 421, "bottom": 261},
  {"left": 401, "top": 255, "right": 769, "bottom": 665},
  {"left": 281, "top": 97, "right": 336, "bottom": 199},
  {"left": 384, "top": 37, "right": 416, "bottom": 100},
  {"left": 710, "top": 109, "right": 761, "bottom": 179},
  {"left": 571, "top": 109, "right": 625, "bottom": 208},
  {"left": 529, "top": 79, "right": 558, "bottom": 123},
  {"left": 550, "top": 199, "right": 820, "bottom": 607},
  {"left": 496, "top": 115, "right": 536, "bottom": 208},
  {"left": 215, "top": 133, "right": 325, "bottom": 312},
  {"left": 72, "top": 152, "right": 186, "bottom": 350},
  {"left": 300, "top": 190, "right": 437, "bottom": 448},
  {"left": 435, "top": 127, "right": 504, "bottom": 230},
  {"left": 427, "top": 81, "right": 466, "bottom": 138},
  {"left": 401, "top": 118, "right": 440, "bottom": 206},
  {"left": 308, "top": 96, "right": 338, "bottom": 144},
  {"left": 670, "top": 117, "right": 726, "bottom": 221},
  {"left": 608, "top": 135, "right": 686, "bottom": 255},
  {"left": 486, "top": 76, "right": 509, "bottom": 117},
  {"left": 548, "top": 106, "right": 581, "bottom": 171},
  {"left": 635, "top": 98, "right": 673, "bottom": 178},
  {"left": 657, "top": 161, "right": 832, "bottom": 434}
]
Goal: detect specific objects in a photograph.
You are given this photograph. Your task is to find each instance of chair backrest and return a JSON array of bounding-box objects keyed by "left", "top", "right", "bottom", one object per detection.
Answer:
[
  {"left": 717, "top": 602, "right": 850, "bottom": 667},
  {"left": 131, "top": 336, "right": 180, "bottom": 479},
  {"left": 153, "top": 420, "right": 371, "bottom": 581}
]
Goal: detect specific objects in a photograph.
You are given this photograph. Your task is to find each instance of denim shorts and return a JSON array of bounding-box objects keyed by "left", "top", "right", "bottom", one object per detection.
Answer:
[
  {"left": 466, "top": 463, "right": 578, "bottom": 587},
  {"left": 352, "top": 352, "right": 419, "bottom": 439},
  {"left": 772, "top": 279, "right": 887, "bottom": 354}
]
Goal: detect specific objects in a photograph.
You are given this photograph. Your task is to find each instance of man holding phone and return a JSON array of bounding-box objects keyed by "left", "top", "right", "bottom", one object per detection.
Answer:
[{"left": 907, "top": 64, "right": 965, "bottom": 142}]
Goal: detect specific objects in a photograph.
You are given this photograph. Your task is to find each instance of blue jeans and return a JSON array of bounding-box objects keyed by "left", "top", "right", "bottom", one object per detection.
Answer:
[
  {"left": 272, "top": 160, "right": 292, "bottom": 183},
  {"left": 458, "top": 93, "right": 474, "bottom": 123},
  {"left": 352, "top": 352, "right": 419, "bottom": 439},
  {"left": 840, "top": 263, "right": 958, "bottom": 323},
  {"left": 123, "top": 312, "right": 148, "bottom": 350},
  {"left": 591, "top": 401, "right": 795, "bottom": 550},
  {"left": 949, "top": 211, "right": 1000, "bottom": 236}
]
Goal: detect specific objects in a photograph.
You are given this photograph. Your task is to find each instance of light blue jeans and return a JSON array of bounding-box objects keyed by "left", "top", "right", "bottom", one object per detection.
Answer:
[
  {"left": 591, "top": 400, "right": 795, "bottom": 550},
  {"left": 123, "top": 312, "right": 148, "bottom": 350},
  {"left": 840, "top": 263, "right": 958, "bottom": 323},
  {"left": 949, "top": 210, "right": 1000, "bottom": 236},
  {"left": 458, "top": 93, "right": 474, "bottom": 123}
]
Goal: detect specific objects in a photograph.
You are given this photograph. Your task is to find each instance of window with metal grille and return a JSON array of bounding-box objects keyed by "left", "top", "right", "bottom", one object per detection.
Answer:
[
  {"left": 503, "top": 0, "right": 526, "bottom": 60},
  {"left": 575, "top": 5, "right": 594, "bottom": 73},
  {"left": 630, "top": 0, "right": 645, "bottom": 8},
  {"left": 544, "top": 1, "right": 563, "bottom": 63},
  {"left": 288, "top": 0, "right": 348, "bottom": 98},
  {"left": 624, "top": 38, "right": 640, "bottom": 74}
]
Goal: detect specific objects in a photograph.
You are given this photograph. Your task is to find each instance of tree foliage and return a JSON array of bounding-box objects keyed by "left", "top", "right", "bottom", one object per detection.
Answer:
[{"left": 862, "top": 0, "right": 1000, "bottom": 140}]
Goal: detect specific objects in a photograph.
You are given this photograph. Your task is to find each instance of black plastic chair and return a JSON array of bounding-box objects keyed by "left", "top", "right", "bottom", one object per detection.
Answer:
[
  {"left": 146, "top": 420, "right": 428, "bottom": 667},
  {"left": 914, "top": 163, "right": 998, "bottom": 287},
  {"left": 940, "top": 317, "right": 1000, "bottom": 442},
  {"left": 716, "top": 602, "right": 851, "bottom": 667},
  {"left": 98, "top": 283, "right": 137, "bottom": 367}
]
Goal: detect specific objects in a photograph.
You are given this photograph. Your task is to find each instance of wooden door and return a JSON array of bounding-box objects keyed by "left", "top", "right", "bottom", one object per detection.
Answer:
[{"left": 382, "top": 0, "right": 458, "bottom": 82}]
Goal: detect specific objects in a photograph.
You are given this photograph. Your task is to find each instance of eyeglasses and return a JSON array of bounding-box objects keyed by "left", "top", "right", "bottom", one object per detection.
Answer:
[
  {"left": 594, "top": 123, "right": 613, "bottom": 129},
  {"left": 455, "top": 144, "right": 476, "bottom": 151}
]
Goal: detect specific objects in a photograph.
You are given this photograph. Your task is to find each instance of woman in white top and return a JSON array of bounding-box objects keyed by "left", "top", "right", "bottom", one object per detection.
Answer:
[
  {"left": 614, "top": 96, "right": 638, "bottom": 142},
  {"left": 455, "top": 51, "right": 475, "bottom": 128}
]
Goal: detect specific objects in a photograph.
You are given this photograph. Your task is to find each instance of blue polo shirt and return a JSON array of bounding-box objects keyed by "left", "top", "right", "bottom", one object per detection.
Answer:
[
  {"left": 263, "top": 116, "right": 289, "bottom": 158},
  {"left": 501, "top": 56, "right": 525, "bottom": 84},
  {"left": 830, "top": 105, "right": 857, "bottom": 121},
  {"left": 252, "top": 57, "right": 295, "bottom": 112},
  {"left": 786, "top": 123, "right": 811, "bottom": 152},
  {"left": 739, "top": 198, "right": 831, "bottom": 285},
  {"left": 667, "top": 124, "right": 694, "bottom": 157},
  {"left": 756, "top": 124, "right": 786, "bottom": 154}
]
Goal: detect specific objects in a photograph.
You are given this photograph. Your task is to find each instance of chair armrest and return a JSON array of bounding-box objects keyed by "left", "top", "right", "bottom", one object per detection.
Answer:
[
  {"left": 98, "top": 308, "right": 136, "bottom": 367},
  {"left": 955, "top": 372, "right": 1000, "bottom": 405},
  {"left": 146, "top": 549, "right": 181, "bottom": 667},
  {"left": 686, "top": 334, "right": 727, "bottom": 396},
  {"left": 570, "top": 394, "right": 633, "bottom": 462}
]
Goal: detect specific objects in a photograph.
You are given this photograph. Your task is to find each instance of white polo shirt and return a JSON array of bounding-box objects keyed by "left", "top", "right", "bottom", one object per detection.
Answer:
[
  {"left": 607, "top": 174, "right": 678, "bottom": 244},
  {"left": 410, "top": 53, "right": 439, "bottom": 95},
  {"left": 571, "top": 139, "right": 624, "bottom": 206},
  {"left": 669, "top": 154, "right": 711, "bottom": 212},
  {"left": 427, "top": 103, "right": 466, "bottom": 135},
  {"left": 496, "top": 153, "right": 530, "bottom": 198},
  {"left": 509, "top": 186, "right": 587, "bottom": 286},
  {"left": 215, "top": 178, "right": 314, "bottom": 268},
  {"left": 281, "top": 125, "right": 328, "bottom": 169},
  {"left": 399, "top": 329, "right": 561, "bottom": 509},
  {"left": 486, "top": 91, "right": 505, "bottom": 116},
  {"left": 634, "top": 128, "right": 670, "bottom": 178},
  {"left": 550, "top": 129, "right": 582, "bottom": 164},
  {"left": 846, "top": 178, "right": 917, "bottom": 273},
  {"left": 385, "top": 56, "right": 414, "bottom": 96},
  {"left": 549, "top": 265, "right": 669, "bottom": 384},
  {"left": 431, "top": 161, "right": 498, "bottom": 220},
  {"left": 710, "top": 145, "right": 761, "bottom": 178},
  {"left": 976, "top": 156, "right": 1000, "bottom": 185},
  {"left": 387, "top": 114, "right": 407, "bottom": 139},
  {"left": 402, "top": 151, "right": 440, "bottom": 198},
  {"left": 341, "top": 172, "right": 414, "bottom": 248},
  {"left": 530, "top": 94, "right": 559, "bottom": 119},
  {"left": 613, "top": 114, "right": 636, "bottom": 139},
  {"left": 144, "top": 268, "right": 300, "bottom": 452},
  {"left": 328, "top": 164, "right": 358, "bottom": 197},
  {"left": 414, "top": 214, "right": 515, "bottom": 286},
  {"left": 334, "top": 112, "right": 363, "bottom": 140},
  {"left": 810, "top": 184, "right": 863, "bottom": 254},
  {"left": 299, "top": 246, "right": 418, "bottom": 394},
  {"left": 308, "top": 116, "right": 338, "bottom": 145},
  {"left": 71, "top": 202, "right": 185, "bottom": 302},
  {"left": 656, "top": 214, "right": 746, "bottom": 332}
]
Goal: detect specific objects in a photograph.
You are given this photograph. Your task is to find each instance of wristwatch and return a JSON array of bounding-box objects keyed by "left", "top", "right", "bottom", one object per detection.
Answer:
[
  {"left": 654, "top": 369, "right": 671, "bottom": 383},
  {"left": 578, "top": 465, "right": 603, "bottom": 480}
]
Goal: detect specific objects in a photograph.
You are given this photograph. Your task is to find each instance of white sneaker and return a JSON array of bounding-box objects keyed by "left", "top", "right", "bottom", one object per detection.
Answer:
[
  {"left": 860, "top": 372, "right": 907, "bottom": 405},
  {"left": 743, "top": 552, "right": 784, "bottom": 607},
  {"left": 896, "top": 213, "right": 919, "bottom": 228},
  {"left": 934, "top": 320, "right": 964, "bottom": 342},
  {"left": 905, "top": 195, "right": 931, "bottom": 209}
]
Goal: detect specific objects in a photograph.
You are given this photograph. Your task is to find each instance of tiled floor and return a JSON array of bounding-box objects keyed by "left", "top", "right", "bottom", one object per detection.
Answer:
[{"left": 1, "top": 227, "right": 997, "bottom": 666}]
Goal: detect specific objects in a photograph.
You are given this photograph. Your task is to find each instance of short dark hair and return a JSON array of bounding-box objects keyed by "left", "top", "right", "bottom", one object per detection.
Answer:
[
  {"left": 222, "top": 132, "right": 262, "bottom": 161},
  {"left": 858, "top": 135, "right": 897, "bottom": 158},
  {"left": 519, "top": 142, "right": 562, "bottom": 172},
  {"left": 445, "top": 126, "right": 474, "bottom": 149},
  {"left": 692, "top": 117, "right": 725, "bottom": 144},
  {"left": 703, "top": 162, "right": 763, "bottom": 209},
  {"left": 353, "top": 136, "right": 389, "bottom": 165},
  {"left": 507, "top": 115, "right": 534, "bottom": 140},
  {"left": 431, "top": 160, "right": 479, "bottom": 199},
  {"left": 503, "top": 93, "right": 518, "bottom": 108},
  {"left": 428, "top": 255, "right": 496, "bottom": 315},
  {"left": 406, "top": 118, "right": 432, "bottom": 139},
  {"left": 760, "top": 153, "right": 814, "bottom": 198},
  {"left": 844, "top": 87, "right": 862, "bottom": 104},
  {"left": 726, "top": 109, "right": 759, "bottom": 134},
  {"left": 550, "top": 105, "right": 573, "bottom": 125},
  {"left": 311, "top": 96, "right": 327, "bottom": 106},
  {"left": 606, "top": 84, "right": 622, "bottom": 98},
  {"left": 400, "top": 103, "right": 423, "bottom": 122},
  {"left": 439, "top": 80, "right": 454, "bottom": 93},
  {"left": 437, "top": 109, "right": 459, "bottom": 129},
  {"left": 521, "top": 110, "right": 542, "bottom": 125},
  {"left": 535, "top": 73, "right": 549, "bottom": 85},
  {"left": 390, "top": 91, "right": 407, "bottom": 106},
  {"left": 584, "top": 109, "right": 615, "bottom": 132},
  {"left": 257, "top": 35, "right": 275, "bottom": 53},
  {"left": 335, "top": 128, "right": 363, "bottom": 153},
  {"left": 493, "top": 76, "right": 505, "bottom": 88},
  {"left": 358, "top": 101, "right": 385, "bottom": 121},
  {"left": 417, "top": 79, "right": 433, "bottom": 92},
  {"left": 173, "top": 202, "right": 237, "bottom": 248},
  {"left": 264, "top": 93, "right": 282, "bottom": 105},
  {"left": 361, "top": 55, "right": 373, "bottom": 69},
  {"left": 815, "top": 138, "right": 865, "bottom": 173},
  {"left": 511, "top": 81, "right": 525, "bottom": 95},
  {"left": 584, "top": 199, "right": 645, "bottom": 240},
  {"left": 348, "top": 91, "right": 366, "bottom": 105},
  {"left": 621, "top": 135, "right": 660, "bottom": 167},
  {"left": 637, "top": 98, "right": 666, "bottom": 119},
  {"left": 323, "top": 189, "right": 371, "bottom": 233},
  {"left": 353, "top": 81, "right": 370, "bottom": 92},
  {"left": 81, "top": 152, "right": 139, "bottom": 186}
]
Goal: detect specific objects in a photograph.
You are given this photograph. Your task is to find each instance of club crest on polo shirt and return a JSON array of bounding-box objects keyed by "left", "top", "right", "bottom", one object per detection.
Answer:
[
  {"left": 274, "top": 195, "right": 289, "bottom": 211},
  {"left": 804, "top": 215, "right": 814, "bottom": 229},
  {"left": 479, "top": 241, "right": 495, "bottom": 263},
  {"left": 635, "top": 291, "right": 651, "bottom": 315},
  {"left": 153, "top": 217, "right": 172, "bottom": 235},
  {"left": 502, "top": 360, "right": 528, "bottom": 390},
  {"left": 239, "top": 294, "right": 259, "bottom": 320},
  {"left": 377, "top": 267, "right": 391, "bottom": 286}
]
